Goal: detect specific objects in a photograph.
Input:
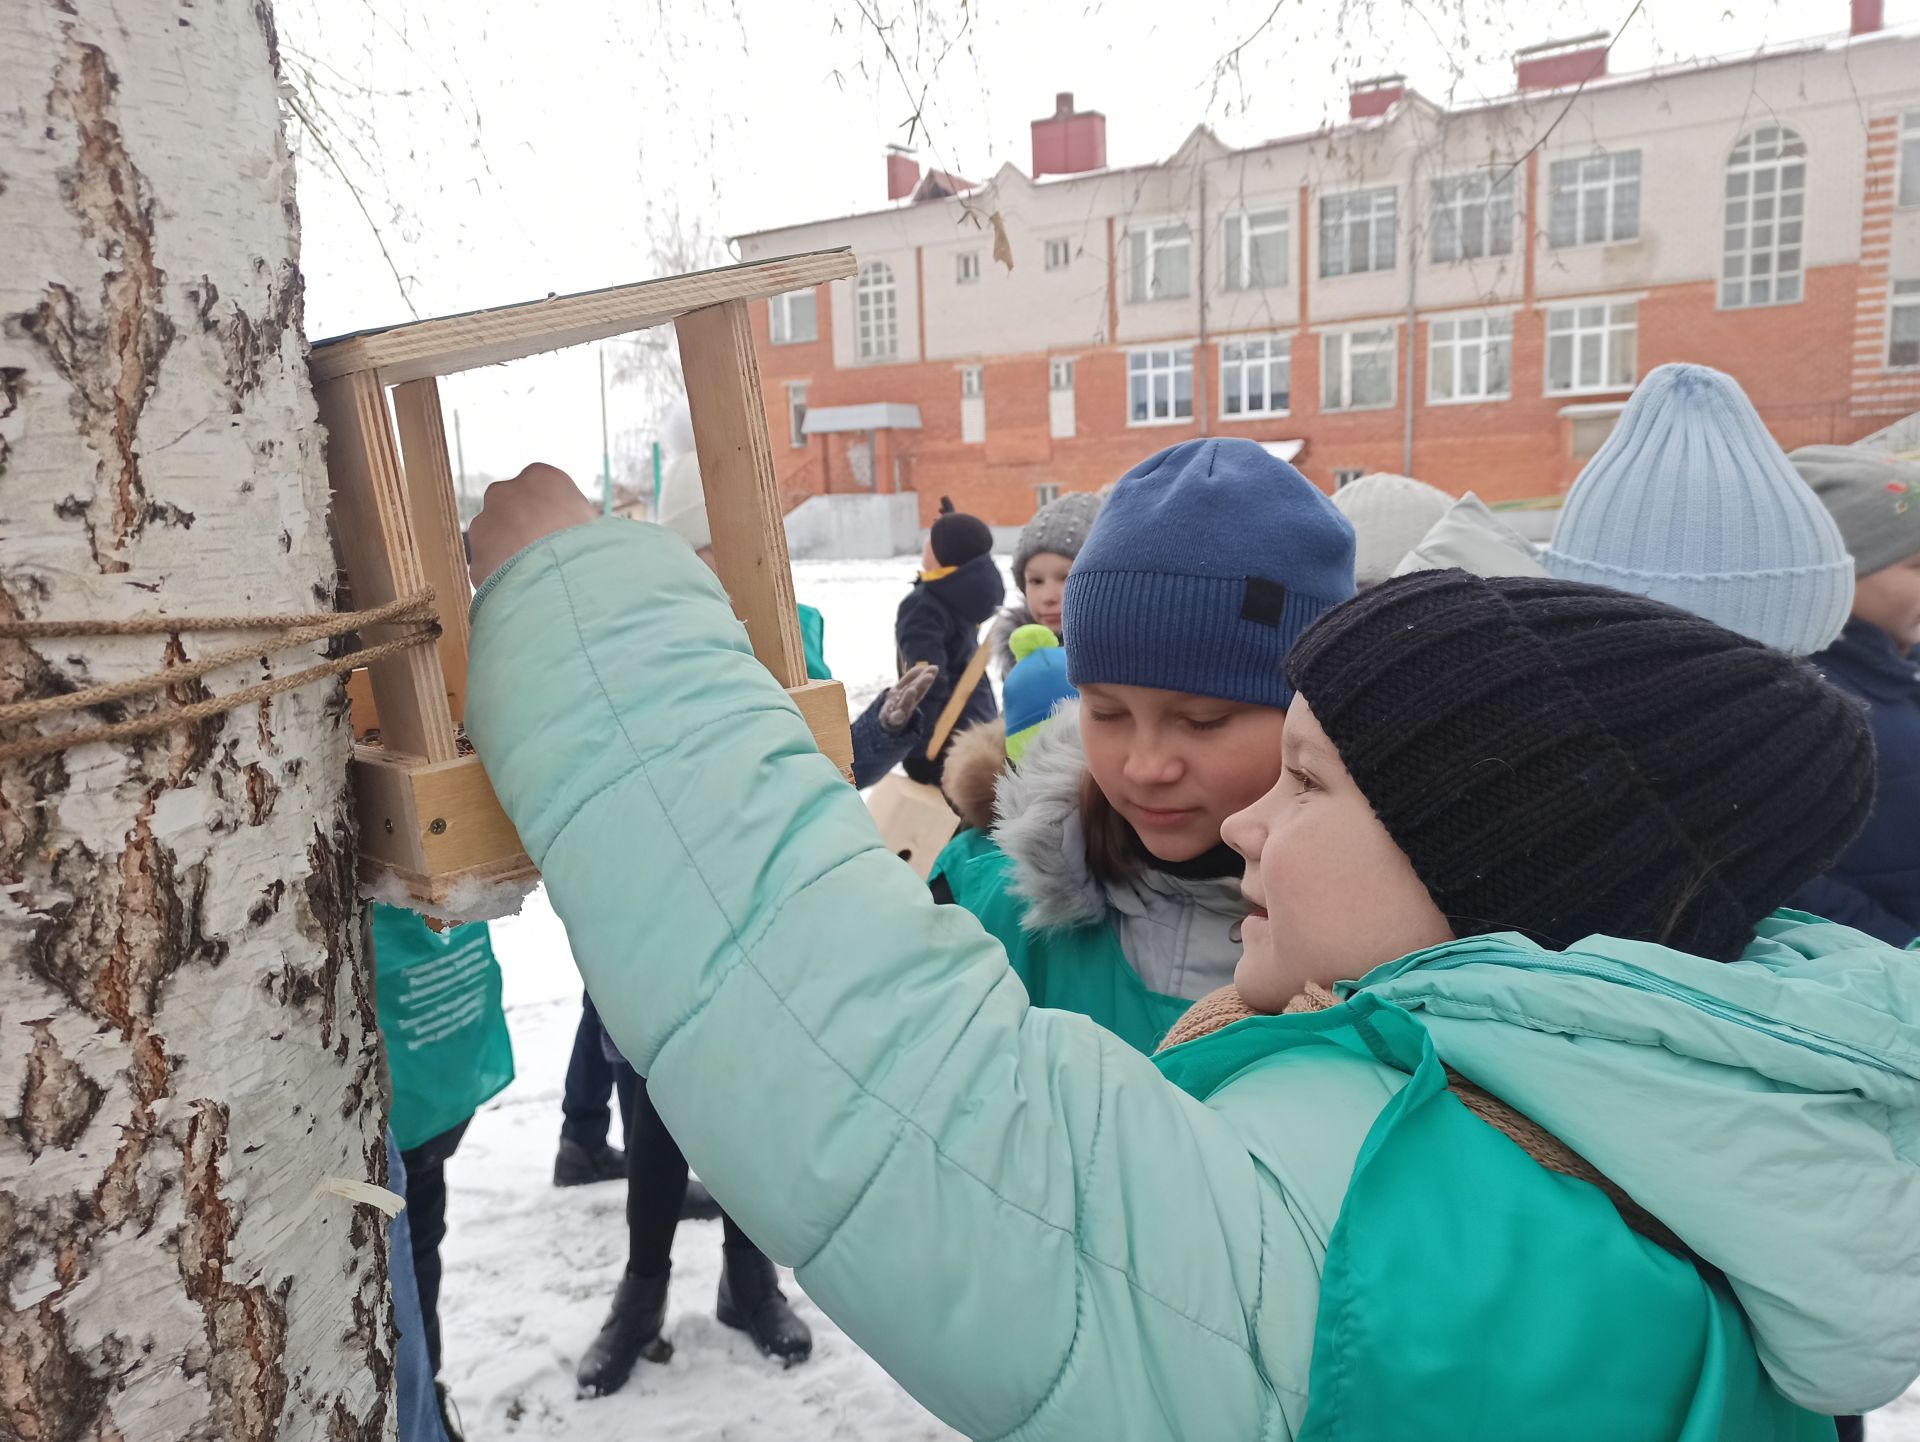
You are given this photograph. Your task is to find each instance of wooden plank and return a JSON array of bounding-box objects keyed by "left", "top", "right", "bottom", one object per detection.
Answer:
[
  {"left": 352, "top": 747, "right": 531, "bottom": 880},
  {"left": 311, "top": 249, "right": 857, "bottom": 384},
  {"left": 390, "top": 377, "right": 472, "bottom": 723},
  {"left": 676, "top": 298, "right": 808, "bottom": 688},
  {"left": 314, "top": 373, "right": 459, "bottom": 762},
  {"left": 351, "top": 745, "right": 429, "bottom": 874},
  {"left": 787, "top": 679, "right": 853, "bottom": 779},
  {"left": 866, "top": 776, "right": 959, "bottom": 879}
]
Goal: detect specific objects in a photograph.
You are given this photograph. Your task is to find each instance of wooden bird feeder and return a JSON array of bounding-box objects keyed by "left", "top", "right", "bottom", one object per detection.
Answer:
[{"left": 311, "top": 248, "right": 858, "bottom": 914}]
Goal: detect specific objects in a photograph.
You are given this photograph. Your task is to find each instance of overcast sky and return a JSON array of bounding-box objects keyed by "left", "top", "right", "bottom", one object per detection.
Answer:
[{"left": 280, "top": 0, "right": 1920, "bottom": 494}]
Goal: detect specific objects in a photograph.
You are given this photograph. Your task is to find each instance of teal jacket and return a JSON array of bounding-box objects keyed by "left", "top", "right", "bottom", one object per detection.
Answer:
[{"left": 468, "top": 520, "right": 1920, "bottom": 1437}]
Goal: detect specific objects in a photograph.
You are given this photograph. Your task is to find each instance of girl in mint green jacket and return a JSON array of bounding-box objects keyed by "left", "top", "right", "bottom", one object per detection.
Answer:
[
  {"left": 933, "top": 440, "right": 1357, "bottom": 1054},
  {"left": 463, "top": 461, "right": 1920, "bottom": 1440}
]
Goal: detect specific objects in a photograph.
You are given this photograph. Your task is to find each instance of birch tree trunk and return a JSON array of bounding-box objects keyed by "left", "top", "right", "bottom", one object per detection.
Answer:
[{"left": 0, "top": 2, "right": 391, "bottom": 1438}]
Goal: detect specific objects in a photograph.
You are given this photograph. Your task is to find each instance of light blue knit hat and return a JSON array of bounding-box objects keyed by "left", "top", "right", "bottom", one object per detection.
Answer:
[{"left": 1544, "top": 363, "right": 1853, "bottom": 655}]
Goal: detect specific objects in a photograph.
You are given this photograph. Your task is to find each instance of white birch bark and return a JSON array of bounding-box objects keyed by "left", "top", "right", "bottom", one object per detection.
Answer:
[{"left": 0, "top": 2, "right": 391, "bottom": 1437}]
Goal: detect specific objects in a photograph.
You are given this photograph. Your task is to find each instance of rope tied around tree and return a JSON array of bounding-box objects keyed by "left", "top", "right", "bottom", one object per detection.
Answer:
[{"left": 0, "top": 589, "right": 441, "bottom": 764}]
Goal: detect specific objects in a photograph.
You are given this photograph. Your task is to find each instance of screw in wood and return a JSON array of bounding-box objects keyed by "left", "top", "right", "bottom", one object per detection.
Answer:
[{"left": 429, "top": 818, "right": 448, "bottom": 834}]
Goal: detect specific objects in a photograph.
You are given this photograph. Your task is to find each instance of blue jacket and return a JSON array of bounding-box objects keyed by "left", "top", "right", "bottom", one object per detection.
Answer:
[
  {"left": 895, "top": 553, "right": 1003, "bottom": 784},
  {"left": 467, "top": 521, "right": 1920, "bottom": 1436},
  {"left": 1792, "top": 620, "right": 1920, "bottom": 947}
]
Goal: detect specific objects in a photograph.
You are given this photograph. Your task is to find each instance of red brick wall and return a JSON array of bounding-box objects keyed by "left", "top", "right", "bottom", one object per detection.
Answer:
[{"left": 752, "top": 262, "right": 1891, "bottom": 528}]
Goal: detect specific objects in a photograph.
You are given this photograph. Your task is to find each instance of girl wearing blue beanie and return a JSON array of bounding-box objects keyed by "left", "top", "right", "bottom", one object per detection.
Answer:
[{"left": 930, "top": 438, "right": 1357, "bottom": 1054}]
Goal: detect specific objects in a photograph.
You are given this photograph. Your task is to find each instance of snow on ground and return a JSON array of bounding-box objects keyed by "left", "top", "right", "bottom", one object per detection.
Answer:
[{"left": 436, "top": 559, "right": 1920, "bottom": 1440}]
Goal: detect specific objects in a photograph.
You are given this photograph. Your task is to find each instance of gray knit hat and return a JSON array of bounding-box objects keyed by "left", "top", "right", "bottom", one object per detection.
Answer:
[
  {"left": 1012, "top": 491, "right": 1103, "bottom": 590},
  {"left": 1789, "top": 445, "right": 1920, "bottom": 578}
]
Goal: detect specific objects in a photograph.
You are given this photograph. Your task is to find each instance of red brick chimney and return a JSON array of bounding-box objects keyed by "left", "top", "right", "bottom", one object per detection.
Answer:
[
  {"left": 1852, "top": 0, "right": 1885, "bottom": 36},
  {"left": 1515, "top": 33, "right": 1609, "bottom": 92},
  {"left": 887, "top": 146, "right": 921, "bottom": 201},
  {"left": 1349, "top": 75, "right": 1406, "bottom": 120},
  {"left": 1031, "top": 92, "right": 1107, "bottom": 178}
]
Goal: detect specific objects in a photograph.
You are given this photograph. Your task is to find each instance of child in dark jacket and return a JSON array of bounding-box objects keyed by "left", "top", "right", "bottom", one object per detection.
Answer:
[
  {"left": 897, "top": 498, "right": 1004, "bottom": 785},
  {"left": 1791, "top": 445, "right": 1920, "bottom": 949}
]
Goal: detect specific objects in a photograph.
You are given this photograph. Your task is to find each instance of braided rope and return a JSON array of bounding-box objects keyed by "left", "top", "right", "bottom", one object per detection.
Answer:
[{"left": 0, "top": 589, "right": 440, "bottom": 764}]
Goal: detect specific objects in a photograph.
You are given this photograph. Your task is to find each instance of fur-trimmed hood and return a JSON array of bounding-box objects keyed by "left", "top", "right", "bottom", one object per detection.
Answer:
[
  {"left": 985, "top": 600, "right": 1035, "bottom": 681},
  {"left": 941, "top": 718, "right": 1006, "bottom": 834}
]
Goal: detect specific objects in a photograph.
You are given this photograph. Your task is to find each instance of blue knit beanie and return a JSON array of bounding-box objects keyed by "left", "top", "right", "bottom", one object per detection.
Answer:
[
  {"left": 1544, "top": 363, "right": 1853, "bottom": 655},
  {"left": 1064, "top": 438, "right": 1356, "bottom": 707}
]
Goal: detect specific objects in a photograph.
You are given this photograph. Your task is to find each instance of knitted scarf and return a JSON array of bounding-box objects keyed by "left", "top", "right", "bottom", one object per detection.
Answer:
[{"left": 1160, "top": 985, "right": 1690, "bottom": 1258}]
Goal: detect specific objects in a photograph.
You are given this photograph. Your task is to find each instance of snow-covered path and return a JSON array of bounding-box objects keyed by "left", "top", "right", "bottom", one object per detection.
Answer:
[{"left": 434, "top": 559, "right": 1920, "bottom": 1440}]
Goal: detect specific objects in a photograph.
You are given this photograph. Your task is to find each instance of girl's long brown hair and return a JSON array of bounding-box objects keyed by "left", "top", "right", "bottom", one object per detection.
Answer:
[{"left": 1079, "top": 769, "right": 1143, "bottom": 885}]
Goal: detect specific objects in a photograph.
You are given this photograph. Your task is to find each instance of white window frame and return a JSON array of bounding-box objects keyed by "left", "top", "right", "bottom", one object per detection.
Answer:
[
  {"left": 1048, "top": 359, "right": 1076, "bottom": 439},
  {"left": 785, "top": 382, "right": 808, "bottom": 449},
  {"left": 1333, "top": 468, "right": 1366, "bottom": 489},
  {"left": 1427, "top": 313, "right": 1512, "bottom": 405},
  {"left": 1547, "top": 150, "right": 1641, "bottom": 249},
  {"left": 1034, "top": 482, "right": 1061, "bottom": 507},
  {"left": 769, "top": 290, "right": 817, "bottom": 345},
  {"left": 1890, "top": 279, "right": 1920, "bottom": 370},
  {"left": 1721, "top": 126, "right": 1807, "bottom": 309},
  {"left": 959, "top": 365, "right": 986, "bottom": 444},
  {"left": 1544, "top": 301, "right": 1638, "bottom": 396},
  {"left": 1126, "top": 221, "right": 1193, "bottom": 302},
  {"left": 1430, "top": 171, "right": 1515, "bottom": 264},
  {"left": 1319, "top": 187, "right": 1397, "bottom": 278},
  {"left": 1126, "top": 345, "right": 1195, "bottom": 427},
  {"left": 1223, "top": 207, "right": 1291, "bottom": 291},
  {"left": 1320, "top": 326, "right": 1396, "bottom": 412},
  {"left": 1044, "top": 237, "right": 1074, "bottom": 270},
  {"left": 1049, "top": 358, "right": 1076, "bottom": 391},
  {"left": 1899, "top": 113, "right": 1920, "bottom": 210},
  {"left": 1218, "top": 335, "right": 1292, "bottom": 419},
  {"left": 957, "top": 250, "right": 982, "bottom": 284},
  {"left": 855, "top": 262, "right": 898, "bottom": 361}
]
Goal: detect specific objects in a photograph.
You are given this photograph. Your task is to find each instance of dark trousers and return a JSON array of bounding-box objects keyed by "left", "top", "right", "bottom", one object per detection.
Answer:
[
  {"left": 561, "top": 991, "right": 636, "bottom": 1149},
  {"left": 627, "top": 1075, "right": 753, "bottom": 1276},
  {"left": 1835, "top": 1418, "right": 1863, "bottom": 1441},
  {"left": 399, "top": 1118, "right": 470, "bottom": 1376}
]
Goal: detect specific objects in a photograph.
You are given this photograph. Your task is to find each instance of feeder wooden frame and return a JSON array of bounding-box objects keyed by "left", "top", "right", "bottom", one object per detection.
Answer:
[{"left": 312, "top": 248, "right": 859, "bottom": 912}]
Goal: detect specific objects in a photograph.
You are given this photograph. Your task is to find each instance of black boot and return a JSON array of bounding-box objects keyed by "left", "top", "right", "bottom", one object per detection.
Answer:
[
  {"left": 716, "top": 1244, "right": 811, "bottom": 1366},
  {"left": 554, "top": 1137, "right": 626, "bottom": 1187},
  {"left": 577, "top": 1269, "right": 672, "bottom": 1396}
]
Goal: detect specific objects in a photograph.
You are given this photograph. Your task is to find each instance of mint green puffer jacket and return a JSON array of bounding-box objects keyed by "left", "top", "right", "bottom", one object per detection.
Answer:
[{"left": 467, "top": 520, "right": 1920, "bottom": 1438}]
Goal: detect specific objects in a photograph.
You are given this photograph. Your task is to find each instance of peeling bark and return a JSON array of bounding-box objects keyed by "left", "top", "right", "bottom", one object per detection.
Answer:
[{"left": 1, "top": 3, "right": 388, "bottom": 1438}]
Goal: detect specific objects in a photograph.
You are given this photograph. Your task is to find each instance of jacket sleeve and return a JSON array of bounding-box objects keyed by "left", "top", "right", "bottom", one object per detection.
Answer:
[
  {"left": 466, "top": 521, "right": 1286, "bottom": 1440},
  {"left": 1789, "top": 874, "right": 1920, "bottom": 950},
  {"left": 847, "top": 688, "right": 927, "bottom": 789}
]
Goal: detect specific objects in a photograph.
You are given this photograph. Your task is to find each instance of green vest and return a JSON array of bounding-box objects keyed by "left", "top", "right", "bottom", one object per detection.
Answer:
[
  {"left": 1157, "top": 995, "right": 1831, "bottom": 1441},
  {"left": 933, "top": 842, "right": 1192, "bottom": 1055},
  {"left": 798, "top": 602, "right": 830, "bottom": 681},
  {"left": 372, "top": 904, "right": 515, "bottom": 1151}
]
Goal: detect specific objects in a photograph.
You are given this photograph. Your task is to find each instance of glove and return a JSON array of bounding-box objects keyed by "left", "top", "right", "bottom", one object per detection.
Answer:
[{"left": 879, "top": 662, "right": 939, "bottom": 733}]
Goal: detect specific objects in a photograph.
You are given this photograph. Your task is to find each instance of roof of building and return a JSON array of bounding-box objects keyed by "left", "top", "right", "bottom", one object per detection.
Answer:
[{"left": 731, "top": 21, "right": 1918, "bottom": 246}]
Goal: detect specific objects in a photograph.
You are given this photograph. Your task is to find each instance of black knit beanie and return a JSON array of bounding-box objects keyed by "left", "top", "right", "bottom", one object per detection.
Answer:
[
  {"left": 930, "top": 496, "right": 994, "bottom": 568},
  {"left": 1285, "top": 569, "right": 1875, "bottom": 961}
]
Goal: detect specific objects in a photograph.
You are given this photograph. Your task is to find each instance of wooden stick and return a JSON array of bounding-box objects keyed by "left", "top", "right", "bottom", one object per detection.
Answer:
[
  {"left": 924, "top": 636, "right": 995, "bottom": 761},
  {"left": 675, "top": 299, "right": 808, "bottom": 689},
  {"left": 391, "top": 377, "right": 472, "bottom": 723},
  {"left": 313, "top": 372, "right": 458, "bottom": 762}
]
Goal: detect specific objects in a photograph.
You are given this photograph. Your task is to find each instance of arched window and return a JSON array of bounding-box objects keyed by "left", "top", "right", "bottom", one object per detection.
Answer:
[
  {"left": 1722, "top": 126, "right": 1806, "bottom": 308},
  {"left": 855, "top": 262, "right": 898, "bottom": 360}
]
